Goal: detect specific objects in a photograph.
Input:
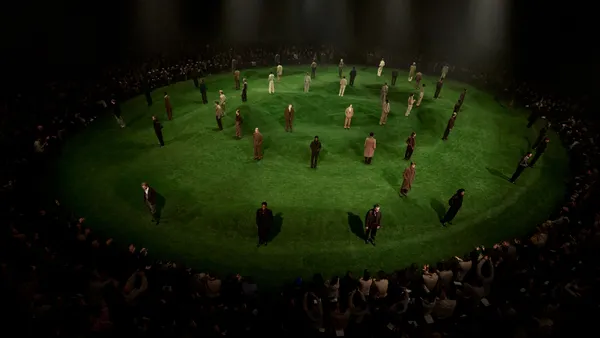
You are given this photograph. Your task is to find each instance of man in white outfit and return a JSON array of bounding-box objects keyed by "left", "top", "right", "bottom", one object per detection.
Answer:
[
  {"left": 268, "top": 72, "right": 275, "bottom": 94},
  {"left": 377, "top": 58, "right": 385, "bottom": 77},
  {"left": 339, "top": 76, "right": 348, "bottom": 96},
  {"left": 304, "top": 72, "right": 311, "bottom": 93}
]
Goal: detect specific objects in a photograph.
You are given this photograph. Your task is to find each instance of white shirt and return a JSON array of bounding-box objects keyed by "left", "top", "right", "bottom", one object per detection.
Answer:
[
  {"left": 379, "top": 61, "right": 385, "bottom": 67},
  {"left": 268, "top": 74, "right": 274, "bottom": 82},
  {"left": 144, "top": 187, "right": 149, "bottom": 199},
  {"left": 288, "top": 105, "right": 292, "bottom": 111}
]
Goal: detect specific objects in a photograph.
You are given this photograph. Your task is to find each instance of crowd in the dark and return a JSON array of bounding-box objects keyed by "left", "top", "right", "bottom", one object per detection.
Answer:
[{"left": 1, "top": 45, "right": 598, "bottom": 338}]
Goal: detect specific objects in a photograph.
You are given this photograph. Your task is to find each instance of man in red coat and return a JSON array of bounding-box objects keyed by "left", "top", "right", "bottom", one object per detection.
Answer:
[{"left": 164, "top": 92, "right": 173, "bottom": 120}]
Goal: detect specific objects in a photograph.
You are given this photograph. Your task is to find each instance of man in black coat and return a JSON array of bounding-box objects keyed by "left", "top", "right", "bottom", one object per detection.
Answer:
[
  {"left": 256, "top": 202, "right": 274, "bottom": 247},
  {"left": 434, "top": 78, "right": 444, "bottom": 98},
  {"left": 364, "top": 204, "right": 382, "bottom": 245},
  {"left": 391, "top": 69, "right": 398, "bottom": 86},
  {"left": 141, "top": 182, "right": 159, "bottom": 224},
  {"left": 441, "top": 189, "right": 465, "bottom": 227},
  {"left": 349, "top": 67, "right": 357, "bottom": 86},
  {"left": 532, "top": 124, "right": 549, "bottom": 149},
  {"left": 152, "top": 116, "right": 164, "bottom": 147},
  {"left": 529, "top": 138, "right": 549, "bottom": 168},
  {"left": 310, "top": 136, "right": 322, "bottom": 168},
  {"left": 199, "top": 79, "right": 208, "bottom": 104}
]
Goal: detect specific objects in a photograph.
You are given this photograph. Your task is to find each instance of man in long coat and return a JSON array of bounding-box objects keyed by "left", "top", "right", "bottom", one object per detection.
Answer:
[
  {"left": 284, "top": 104, "right": 295, "bottom": 132},
  {"left": 268, "top": 72, "right": 275, "bottom": 94},
  {"left": 338, "top": 58, "right": 345, "bottom": 77},
  {"left": 364, "top": 204, "right": 382, "bottom": 245},
  {"left": 164, "top": 92, "right": 173, "bottom": 120},
  {"left": 405, "top": 93, "right": 415, "bottom": 116},
  {"left": 234, "top": 69, "right": 241, "bottom": 90},
  {"left": 344, "top": 104, "right": 354, "bottom": 129},
  {"left": 416, "top": 84, "right": 425, "bottom": 107},
  {"left": 405, "top": 132, "right": 416, "bottom": 160},
  {"left": 215, "top": 101, "right": 224, "bottom": 130},
  {"left": 241, "top": 79, "right": 248, "bottom": 102},
  {"left": 234, "top": 109, "right": 243, "bottom": 139},
  {"left": 400, "top": 162, "right": 416, "bottom": 196},
  {"left": 253, "top": 128, "right": 263, "bottom": 160},
  {"left": 309, "top": 136, "right": 322, "bottom": 169},
  {"left": 256, "top": 202, "right": 273, "bottom": 246},
  {"left": 152, "top": 115, "right": 164, "bottom": 147},
  {"left": 442, "top": 112, "right": 457, "bottom": 140},
  {"left": 441, "top": 189, "right": 464, "bottom": 226},
  {"left": 380, "top": 99, "right": 390, "bottom": 125},
  {"left": 304, "top": 72, "right": 311, "bottom": 93},
  {"left": 434, "top": 78, "right": 444, "bottom": 99},
  {"left": 199, "top": 79, "right": 208, "bottom": 104},
  {"left": 380, "top": 83, "right": 389, "bottom": 104},
  {"left": 276, "top": 64, "right": 283, "bottom": 81},
  {"left": 219, "top": 90, "right": 227, "bottom": 114},
  {"left": 408, "top": 62, "right": 417, "bottom": 81},
  {"left": 414, "top": 72, "right": 423, "bottom": 89},
  {"left": 311, "top": 60, "right": 317, "bottom": 78},
  {"left": 339, "top": 76, "right": 347, "bottom": 96},
  {"left": 364, "top": 132, "right": 376, "bottom": 164},
  {"left": 377, "top": 58, "right": 385, "bottom": 77}
]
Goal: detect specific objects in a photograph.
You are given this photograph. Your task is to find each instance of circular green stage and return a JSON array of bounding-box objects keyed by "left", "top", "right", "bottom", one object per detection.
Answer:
[{"left": 56, "top": 65, "right": 568, "bottom": 283}]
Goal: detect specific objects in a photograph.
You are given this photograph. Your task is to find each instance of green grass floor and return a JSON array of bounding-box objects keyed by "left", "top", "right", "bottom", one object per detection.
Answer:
[{"left": 54, "top": 65, "right": 568, "bottom": 284}]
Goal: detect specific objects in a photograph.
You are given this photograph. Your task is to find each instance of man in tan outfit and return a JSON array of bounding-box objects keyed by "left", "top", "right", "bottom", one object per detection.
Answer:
[
  {"left": 380, "top": 99, "right": 390, "bottom": 125},
  {"left": 344, "top": 104, "right": 354, "bottom": 129},
  {"left": 364, "top": 132, "right": 376, "bottom": 164},
  {"left": 405, "top": 93, "right": 415, "bottom": 116},
  {"left": 339, "top": 76, "right": 348, "bottom": 96}
]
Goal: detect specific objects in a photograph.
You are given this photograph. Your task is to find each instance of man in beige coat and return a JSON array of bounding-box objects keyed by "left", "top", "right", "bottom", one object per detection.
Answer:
[
  {"left": 344, "top": 104, "right": 354, "bottom": 129},
  {"left": 364, "top": 132, "right": 376, "bottom": 164},
  {"left": 304, "top": 72, "right": 311, "bottom": 93},
  {"left": 416, "top": 84, "right": 425, "bottom": 107},
  {"left": 339, "top": 76, "right": 348, "bottom": 96},
  {"left": 405, "top": 93, "right": 415, "bottom": 116},
  {"left": 380, "top": 99, "right": 390, "bottom": 125}
]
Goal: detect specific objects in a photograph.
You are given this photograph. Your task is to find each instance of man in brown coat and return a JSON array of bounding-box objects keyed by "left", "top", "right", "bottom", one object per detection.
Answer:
[
  {"left": 414, "top": 72, "right": 423, "bottom": 89},
  {"left": 284, "top": 104, "right": 295, "bottom": 132},
  {"left": 364, "top": 132, "right": 376, "bottom": 164},
  {"left": 234, "top": 70, "right": 241, "bottom": 90},
  {"left": 215, "top": 101, "right": 224, "bottom": 130},
  {"left": 442, "top": 112, "right": 457, "bottom": 140},
  {"left": 253, "top": 128, "right": 263, "bottom": 160},
  {"left": 400, "top": 162, "right": 416, "bottom": 196},
  {"left": 164, "top": 92, "right": 173, "bottom": 120}
]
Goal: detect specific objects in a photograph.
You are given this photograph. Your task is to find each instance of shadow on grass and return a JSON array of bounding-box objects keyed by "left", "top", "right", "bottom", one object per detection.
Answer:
[
  {"left": 268, "top": 213, "right": 284, "bottom": 243},
  {"left": 430, "top": 198, "right": 445, "bottom": 220},
  {"left": 156, "top": 192, "right": 166, "bottom": 222},
  {"left": 486, "top": 167, "right": 510, "bottom": 181},
  {"left": 347, "top": 212, "right": 365, "bottom": 241}
]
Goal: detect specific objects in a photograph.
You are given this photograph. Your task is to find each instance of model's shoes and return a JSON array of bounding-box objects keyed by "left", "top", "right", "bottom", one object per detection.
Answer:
[{"left": 447, "top": 222, "right": 453, "bottom": 225}]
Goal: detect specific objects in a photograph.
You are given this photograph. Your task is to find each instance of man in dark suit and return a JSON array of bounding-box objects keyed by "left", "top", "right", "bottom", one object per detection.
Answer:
[
  {"left": 310, "top": 136, "right": 322, "bottom": 168},
  {"left": 141, "top": 182, "right": 158, "bottom": 223},
  {"left": 532, "top": 124, "right": 549, "bottom": 149},
  {"left": 441, "top": 189, "right": 465, "bottom": 227},
  {"left": 199, "top": 79, "right": 208, "bottom": 104},
  {"left": 529, "top": 138, "right": 549, "bottom": 168},
  {"left": 434, "top": 78, "right": 444, "bottom": 98},
  {"left": 349, "top": 67, "right": 357, "bottom": 86},
  {"left": 256, "top": 202, "right": 274, "bottom": 247},
  {"left": 391, "top": 69, "right": 398, "bottom": 86},
  {"left": 152, "top": 116, "right": 164, "bottom": 147},
  {"left": 453, "top": 100, "right": 462, "bottom": 114},
  {"left": 364, "top": 204, "right": 382, "bottom": 245},
  {"left": 509, "top": 152, "right": 532, "bottom": 184},
  {"left": 442, "top": 112, "right": 457, "bottom": 140},
  {"left": 458, "top": 89, "right": 467, "bottom": 109}
]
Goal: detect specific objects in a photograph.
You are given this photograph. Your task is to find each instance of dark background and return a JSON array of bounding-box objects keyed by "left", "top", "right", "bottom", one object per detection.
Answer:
[{"left": 0, "top": 0, "right": 596, "bottom": 86}]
